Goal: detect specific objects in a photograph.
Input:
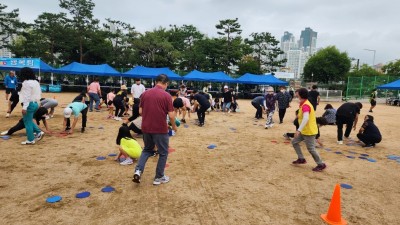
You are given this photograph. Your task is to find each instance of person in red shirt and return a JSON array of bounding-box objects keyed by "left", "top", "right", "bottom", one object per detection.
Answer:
[{"left": 132, "top": 74, "right": 177, "bottom": 185}]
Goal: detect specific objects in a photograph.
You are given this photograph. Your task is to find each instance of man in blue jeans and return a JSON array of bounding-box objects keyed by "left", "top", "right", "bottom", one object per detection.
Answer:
[{"left": 132, "top": 74, "right": 178, "bottom": 185}]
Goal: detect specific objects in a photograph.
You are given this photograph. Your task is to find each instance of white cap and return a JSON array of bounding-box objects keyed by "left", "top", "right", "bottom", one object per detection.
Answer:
[
  {"left": 63, "top": 107, "right": 73, "bottom": 118},
  {"left": 266, "top": 86, "right": 274, "bottom": 92},
  {"left": 224, "top": 85, "right": 228, "bottom": 89}
]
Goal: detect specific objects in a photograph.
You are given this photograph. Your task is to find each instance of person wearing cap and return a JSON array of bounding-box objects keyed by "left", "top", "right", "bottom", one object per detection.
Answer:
[
  {"left": 62, "top": 102, "right": 88, "bottom": 134},
  {"left": 132, "top": 74, "right": 177, "bottom": 185},
  {"left": 131, "top": 78, "right": 146, "bottom": 101},
  {"left": 113, "top": 85, "right": 128, "bottom": 121},
  {"left": 264, "top": 86, "right": 277, "bottom": 129},
  {"left": 222, "top": 85, "right": 233, "bottom": 113},
  {"left": 87, "top": 78, "right": 102, "bottom": 112},
  {"left": 19, "top": 67, "right": 44, "bottom": 145}
]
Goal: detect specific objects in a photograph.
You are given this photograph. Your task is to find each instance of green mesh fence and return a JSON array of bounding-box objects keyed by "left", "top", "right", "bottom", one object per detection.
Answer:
[{"left": 346, "top": 76, "right": 400, "bottom": 99}]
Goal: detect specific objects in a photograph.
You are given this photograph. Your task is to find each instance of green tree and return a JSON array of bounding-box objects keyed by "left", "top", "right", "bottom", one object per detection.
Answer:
[
  {"left": 215, "top": 18, "right": 245, "bottom": 73},
  {"left": 59, "top": 0, "right": 99, "bottom": 63},
  {"left": 245, "top": 32, "right": 286, "bottom": 73},
  {"left": 303, "top": 46, "right": 351, "bottom": 83},
  {"left": 0, "top": 4, "right": 25, "bottom": 49},
  {"left": 237, "top": 55, "right": 262, "bottom": 75},
  {"left": 131, "top": 28, "right": 177, "bottom": 68},
  {"left": 103, "top": 19, "right": 138, "bottom": 69},
  {"left": 167, "top": 24, "right": 204, "bottom": 71},
  {"left": 382, "top": 59, "right": 400, "bottom": 75},
  {"left": 347, "top": 64, "right": 382, "bottom": 77}
]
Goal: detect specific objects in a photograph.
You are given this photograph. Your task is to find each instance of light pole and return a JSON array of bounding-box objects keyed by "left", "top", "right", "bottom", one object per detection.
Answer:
[{"left": 364, "top": 49, "right": 376, "bottom": 67}]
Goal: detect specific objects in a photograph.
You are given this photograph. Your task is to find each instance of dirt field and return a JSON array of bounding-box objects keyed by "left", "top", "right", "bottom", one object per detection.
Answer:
[{"left": 0, "top": 92, "right": 399, "bottom": 225}]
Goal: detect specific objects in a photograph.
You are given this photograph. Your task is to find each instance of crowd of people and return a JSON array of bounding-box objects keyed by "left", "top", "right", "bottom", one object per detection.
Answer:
[{"left": 2, "top": 69, "right": 384, "bottom": 184}]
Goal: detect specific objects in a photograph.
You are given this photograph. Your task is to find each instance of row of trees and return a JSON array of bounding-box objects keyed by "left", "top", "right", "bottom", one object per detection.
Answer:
[
  {"left": 0, "top": 0, "right": 285, "bottom": 76},
  {"left": 1, "top": 0, "right": 398, "bottom": 83}
]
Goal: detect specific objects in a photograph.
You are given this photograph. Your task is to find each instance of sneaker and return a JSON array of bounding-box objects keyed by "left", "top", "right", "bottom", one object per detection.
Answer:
[
  {"left": 153, "top": 175, "right": 170, "bottom": 185},
  {"left": 151, "top": 151, "right": 158, "bottom": 157},
  {"left": 337, "top": 141, "right": 343, "bottom": 145},
  {"left": 120, "top": 158, "right": 133, "bottom": 165},
  {"left": 81, "top": 127, "right": 85, "bottom": 133},
  {"left": 264, "top": 125, "right": 269, "bottom": 129},
  {"left": 312, "top": 163, "right": 327, "bottom": 172},
  {"left": 65, "top": 127, "right": 71, "bottom": 131},
  {"left": 369, "top": 110, "right": 373, "bottom": 113},
  {"left": 1, "top": 130, "right": 8, "bottom": 135},
  {"left": 283, "top": 133, "right": 290, "bottom": 140},
  {"left": 35, "top": 131, "right": 45, "bottom": 142},
  {"left": 292, "top": 158, "right": 307, "bottom": 164},
  {"left": 114, "top": 117, "right": 122, "bottom": 121},
  {"left": 132, "top": 170, "right": 141, "bottom": 183},
  {"left": 21, "top": 140, "right": 35, "bottom": 145},
  {"left": 45, "top": 115, "right": 50, "bottom": 120},
  {"left": 181, "top": 119, "right": 186, "bottom": 123},
  {"left": 5, "top": 113, "right": 10, "bottom": 118}
]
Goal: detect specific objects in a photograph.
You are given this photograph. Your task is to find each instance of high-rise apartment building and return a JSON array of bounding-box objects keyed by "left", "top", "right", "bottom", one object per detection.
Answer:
[
  {"left": 279, "top": 28, "right": 317, "bottom": 79},
  {"left": 299, "top": 27, "right": 317, "bottom": 54}
]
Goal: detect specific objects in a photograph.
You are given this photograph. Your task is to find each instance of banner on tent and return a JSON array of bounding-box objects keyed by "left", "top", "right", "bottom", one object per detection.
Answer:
[{"left": 0, "top": 58, "right": 41, "bottom": 69}]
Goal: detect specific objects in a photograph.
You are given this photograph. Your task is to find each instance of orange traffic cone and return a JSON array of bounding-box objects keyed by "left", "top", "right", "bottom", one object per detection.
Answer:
[{"left": 321, "top": 184, "right": 347, "bottom": 225}]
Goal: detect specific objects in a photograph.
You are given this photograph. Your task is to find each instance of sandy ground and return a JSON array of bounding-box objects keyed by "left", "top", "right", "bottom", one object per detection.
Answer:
[{"left": 0, "top": 92, "right": 399, "bottom": 225}]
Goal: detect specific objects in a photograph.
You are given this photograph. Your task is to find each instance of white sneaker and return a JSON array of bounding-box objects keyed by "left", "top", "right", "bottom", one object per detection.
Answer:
[
  {"left": 153, "top": 175, "right": 170, "bottom": 185},
  {"left": 132, "top": 170, "right": 141, "bottom": 183},
  {"left": 120, "top": 158, "right": 133, "bottom": 165},
  {"left": 114, "top": 117, "right": 122, "bottom": 121},
  {"left": 35, "top": 131, "right": 45, "bottom": 142},
  {"left": 21, "top": 140, "right": 35, "bottom": 145},
  {"left": 337, "top": 141, "right": 343, "bottom": 145},
  {"left": 5, "top": 113, "right": 10, "bottom": 118},
  {"left": 45, "top": 115, "right": 50, "bottom": 120},
  {"left": 1, "top": 130, "right": 8, "bottom": 135}
]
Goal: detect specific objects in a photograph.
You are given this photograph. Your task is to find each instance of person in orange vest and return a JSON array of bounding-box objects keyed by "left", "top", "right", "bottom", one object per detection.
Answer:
[{"left": 291, "top": 88, "right": 326, "bottom": 172}]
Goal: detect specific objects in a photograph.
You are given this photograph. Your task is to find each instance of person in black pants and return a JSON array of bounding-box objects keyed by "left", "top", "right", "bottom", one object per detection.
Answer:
[
  {"left": 308, "top": 85, "right": 320, "bottom": 111},
  {"left": 357, "top": 115, "right": 382, "bottom": 147},
  {"left": 123, "top": 98, "right": 142, "bottom": 134},
  {"left": 251, "top": 95, "right": 265, "bottom": 119},
  {"left": 336, "top": 102, "right": 363, "bottom": 144},
  {"left": 2, "top": 107, "right": 49, "bottom": 135},
  {"left": 276, "top": 86, "right": 291, "bottom": 123},
  {"left": 192, "top": 90, "right": 210, "bottom": 127},
  {"left": 6, "top": 89, "right": 20, "bottom": 117},
  {"left": 113, "top": 85, "right": 128, "bottom": 120}
]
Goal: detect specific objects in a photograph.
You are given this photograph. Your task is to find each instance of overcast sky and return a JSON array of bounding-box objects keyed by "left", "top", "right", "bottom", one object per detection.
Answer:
[{"left": 3, "top": 0, "right": 399, "bottom": 65}]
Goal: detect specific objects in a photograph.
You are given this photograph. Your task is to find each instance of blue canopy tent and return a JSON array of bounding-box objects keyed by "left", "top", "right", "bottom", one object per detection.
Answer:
[
  {"left": 0, "top": 58, "right": 54, "bottom": 73},
  {"left": 183, "top": 70, "right": 236, "bottom": 83},
  {"left": 236, "top": 73, "right": 288, "bottom": 85},
  {"left": 123, "top": 66, "right": 182, "bottom": 80},
  {"left": 53, "top": 62, "right": 120, "bottom": 76},
  {"left": 377, "top": 79, "right": 400, "bottom": 90}
]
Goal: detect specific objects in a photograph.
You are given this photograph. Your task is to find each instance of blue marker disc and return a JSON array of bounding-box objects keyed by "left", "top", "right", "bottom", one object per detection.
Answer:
[
  {"left": 367, "top": 158, "right": 377, "bottom": 162},
  {"left": 324, "top": 148, "right": 331, "bottom": 151},
  {"left": 340, "top": 183, "right": 353, "bottom": 189},
  {"left": 101, "top": 186, "right": 115, "bottom": 193},
  {"left": 360, "top": 154, "right": 369, "bottom": 157},
  {"left": 96, "top": 156, "right": 106, "bottom": 160},
  {"left": 348, "top": 151, "right": 357, "bottom": 154},
  {"left": 184, "top": 124, "right": 189, "bottom": 128},
  {"left": 1, "top": 135, "right": 10, "bottom": 140},
  {"left": 46, "top": 195, "right": 62, "bottom": 203},
  {"left": 98, "top": 127, "right": 104, "bottom": 129},
  {"left": 108, "top": 153, "right": 117, "bottom": 157},
  {"left": 207, "top": 145, "right": 216, "bottom": 149},
  {"left": 76, "top": 191, "right": 90, "bottom": 199},
  {"left": 346, "top": 155, "right": 355, "bottom": 159},
  {"left": 334, "top": 151, "right": 342, "bottom": 154},
  {"left": 387, "top": 155, "right": 400, "bottom": 160},
  {"left": 359, "top": 156, "right": 368, "bottom": 160}
]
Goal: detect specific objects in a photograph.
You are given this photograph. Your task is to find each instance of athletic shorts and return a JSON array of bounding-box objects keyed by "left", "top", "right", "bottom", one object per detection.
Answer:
[
  {"left": 6, "top": 88, "right": 14, "bottom": 94},
  {"left": 173, "top": 98, "right": 184, "bottom": 108},
  {"left": 370, "top": 99, "right": 376, "bottom": 106}
]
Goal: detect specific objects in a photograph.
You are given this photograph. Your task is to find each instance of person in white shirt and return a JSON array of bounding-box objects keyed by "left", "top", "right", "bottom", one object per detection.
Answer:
[
  {"left": 131, "top": 79, "right": 146, "bottom": 100},
  {"left": 19, "top": 67, "right": 44, "bottom": 145}
]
